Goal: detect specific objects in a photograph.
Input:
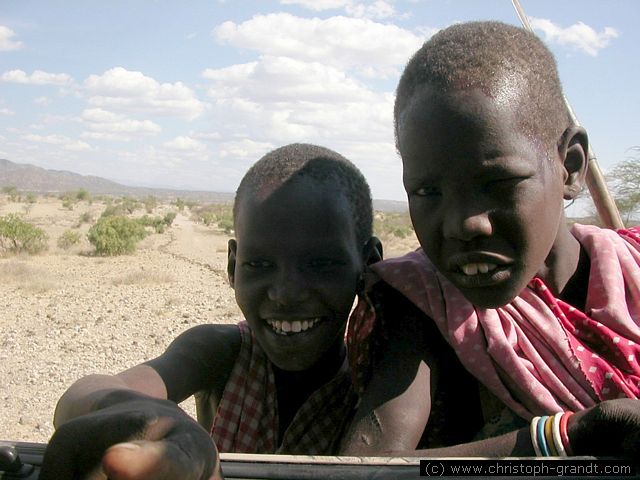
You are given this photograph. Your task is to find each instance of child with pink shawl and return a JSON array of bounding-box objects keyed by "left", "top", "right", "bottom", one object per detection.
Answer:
[{"left": 340, "top": 21, "right": 640, "bottom": 460}]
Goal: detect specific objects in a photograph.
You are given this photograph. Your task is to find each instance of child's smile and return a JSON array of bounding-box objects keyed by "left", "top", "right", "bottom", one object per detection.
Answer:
[
  {"left": 265, "top": 317, "right": 322, "bottom": 335},
  {"left": 229, "top": 175, "right": 365, "bottom": 371}
]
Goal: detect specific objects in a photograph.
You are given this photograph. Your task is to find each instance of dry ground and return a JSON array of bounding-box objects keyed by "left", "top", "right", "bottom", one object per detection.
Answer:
[{"left": 0, "top": 195, "right": 417, "bottom": 444}]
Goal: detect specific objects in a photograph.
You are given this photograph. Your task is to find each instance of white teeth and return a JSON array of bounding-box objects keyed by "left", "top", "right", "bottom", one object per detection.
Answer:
[
  {"left": 266, "top": 318, "right": 322, "bottom": 335},
  {"left": 460, "top": 263, "right": 497, "bottom": 276}
]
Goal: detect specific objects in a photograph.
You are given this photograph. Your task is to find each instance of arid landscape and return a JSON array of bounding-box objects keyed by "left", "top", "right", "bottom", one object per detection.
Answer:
[{"left": 0, "top": 191, "right": 418, "bottom": 444}]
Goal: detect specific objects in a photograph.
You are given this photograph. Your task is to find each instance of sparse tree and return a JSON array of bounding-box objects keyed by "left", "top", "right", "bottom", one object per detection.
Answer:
[{"left": 608, "top": 147, "right": 640, "bottom": 224}]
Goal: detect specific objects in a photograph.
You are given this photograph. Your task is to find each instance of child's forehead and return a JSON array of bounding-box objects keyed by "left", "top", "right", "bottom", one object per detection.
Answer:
[{"left": 239, "top": 176, "right": 353, "bottom": 223}]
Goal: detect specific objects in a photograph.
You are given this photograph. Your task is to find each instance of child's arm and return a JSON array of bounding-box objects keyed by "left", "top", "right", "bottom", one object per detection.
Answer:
[
  {"left": 40, "top": 324, "right": 241, "bottom": 480},
  {"left": 343, "top": 319, "right": 640, "bottom": 458},
  {"left": 340, "top": 313, "right": 434, "bottom": 454}
]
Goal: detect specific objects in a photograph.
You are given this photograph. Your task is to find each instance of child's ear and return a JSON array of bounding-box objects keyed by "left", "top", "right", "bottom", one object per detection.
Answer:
[
  {"left": 227, "top": 239, "right": 237, "bottom": 288},
  {"left": 558, "top": 125, "right": 589, "bottom": 200},
  {"left": 362, "top": 236, "right": 383, "bottom": 266}
]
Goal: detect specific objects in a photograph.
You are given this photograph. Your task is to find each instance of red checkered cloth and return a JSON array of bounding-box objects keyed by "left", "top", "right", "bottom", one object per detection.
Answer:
[{"left": 211, "top": 321, "right": 357, "bottom": 454}]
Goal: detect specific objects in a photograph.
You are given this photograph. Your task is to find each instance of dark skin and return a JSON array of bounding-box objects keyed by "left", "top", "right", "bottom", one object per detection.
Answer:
[
  {"left": 340, "top": 84, "right": 640, "bottom": 460},
  {"left": 42, "top": 174, "right": 382, "bottom": 479}
]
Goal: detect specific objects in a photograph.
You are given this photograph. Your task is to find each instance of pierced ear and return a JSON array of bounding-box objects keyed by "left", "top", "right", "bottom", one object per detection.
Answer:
[
  {"left": 362, "top": 236, "right": 383, "bottom": 266},
  {"left": 558, "top": 125, "right": 589, "bottom": 200},
  {"left": 227, "top": 239, "right": 237, "bottom": 288}
]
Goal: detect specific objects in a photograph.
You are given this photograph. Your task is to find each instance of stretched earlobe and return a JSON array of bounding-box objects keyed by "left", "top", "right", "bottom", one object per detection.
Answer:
[
  {"left": 362, "top": 236, "right": 383, "bottom": 266},
  {"left": 227, "top": 239, "right": 237, "bottom": 288},
  {"left": 558, "top": 126, "right": 589, "bottom": 200}
]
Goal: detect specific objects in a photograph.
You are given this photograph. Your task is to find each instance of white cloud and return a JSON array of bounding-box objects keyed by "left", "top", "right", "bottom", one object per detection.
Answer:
[
  {"left": 280, "top": 0, "right": 396, "bottom": 19},
  {"left": 530, "top": 18, "right": 619, "bottom": 56},
  {"left": 84, "top": 67, "right": 206, "bottom": 120},
  {"left": 1, "top": 69, "right": 73, "bottom": 86},
  {"left": 0, "top": 26, "right": 23, "bottom": 51},
  {"left": 203, "top": 55, "right": 393, "bottom": 146},
  {"left": 213, "top": 13, "right": 423, "bottom": 78},
  {"left": 0, "top": 107, "right": 14, "bottom": 115},
  {"left": 34, "top": 96, "right": 51, "bottom": 106},
  {"left": 163, "top": 135, "right": 207, "bottom": 152},
  {"left": 23, "top": 133, "right": 92, "bottom": 151},
  {"left": 280, "top": 0, "right": 350, "bottom": 11},
  {"left": 80, "top": 108, "right": 161, "bottom": 141}
]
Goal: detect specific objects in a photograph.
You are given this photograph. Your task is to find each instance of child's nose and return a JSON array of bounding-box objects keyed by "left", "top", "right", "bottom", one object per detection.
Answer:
[
  {"left": 267, "top": 269, "right": 310, "bottom": 305},
  {"left": 442, "top": 199, "right": 492, "bottom": 241}
]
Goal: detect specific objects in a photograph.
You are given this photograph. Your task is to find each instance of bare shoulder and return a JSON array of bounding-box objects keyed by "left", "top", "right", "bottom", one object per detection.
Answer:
[{"left": 145, "top": 323, "right": 243, "bottom": 403}]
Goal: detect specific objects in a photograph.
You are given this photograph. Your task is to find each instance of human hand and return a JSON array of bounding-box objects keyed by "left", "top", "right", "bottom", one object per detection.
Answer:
[
  {"left": 569, "top": 398, "right": 640, "bottom": 461},
  {"left": 40, "top": 391, "right": 221, "bottom": 480}
]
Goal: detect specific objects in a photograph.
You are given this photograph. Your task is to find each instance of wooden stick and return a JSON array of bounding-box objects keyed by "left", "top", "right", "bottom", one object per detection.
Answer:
[{"left": 511, "top": 0, "right": 624, "bottom": 229}]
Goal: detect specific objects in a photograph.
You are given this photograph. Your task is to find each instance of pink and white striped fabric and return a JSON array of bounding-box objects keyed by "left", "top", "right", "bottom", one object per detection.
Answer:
[{"left": 349, "top": 224, "right": 640, "bottom": 419}]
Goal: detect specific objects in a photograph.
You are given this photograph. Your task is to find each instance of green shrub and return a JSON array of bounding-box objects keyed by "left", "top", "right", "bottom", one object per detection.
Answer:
[
  {"left": 2, "top": 186, "right": 20, "bottom": 202},
  {"left": 57, "top": 229, "right": 82, "bottom": 250},
  {"left": 136, "top": 215, "right": 166, "bottom": 234},
  {"left": 163, "top": 211, "right": 177, "bottom": 227},
  {"left": 101, "top": 204, "right": 126, "bottom": 218},
  {"left": 76, "top": 188, "right": 91, "bottom": 202},
  {"left": 192, "top": 203, "right": 233, "bottom": 233},
  {"left": 0, "top": 214, "right": 49, "bottom": 254},
  {"left": 25, "top": 192, "right": 37, "bottom": 204},
  {"left": 78, "top": 211, "right": 93, "bottom": 225},
  {"left": 143, "top": 195, "right": 158, "bottom": 213},
  {"left": 117, "top": 197, "right": 140, "bottom": 214},
  {"left": 173, "top": 198, "right": 186, "bottom": 211},
  {"left": 87, "top": 216, "right": 147, "bottom": 256}
]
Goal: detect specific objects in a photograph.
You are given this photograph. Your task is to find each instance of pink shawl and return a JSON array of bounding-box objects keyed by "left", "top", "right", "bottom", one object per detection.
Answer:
[{"left": 350, "top": 224, "right": 640, "bottom": 419}]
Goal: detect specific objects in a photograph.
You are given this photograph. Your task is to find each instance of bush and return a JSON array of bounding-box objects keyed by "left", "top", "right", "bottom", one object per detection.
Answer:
[
  {"left": 78, "top": 211, "right": 93, "bottom": 225},
  {"left": 143, "top": 195, "right": 158, "bottom": 213},
  {"left": 87, "top": 216, "right": 147, "bottom": 256},
  {"left": 117, "top": 197, "right": 140, "bottom": 214},
  {"left": 163, "top": 211, "right": 177, "bottom": 227},
  {"left": 2, "top": 185, "right": 20, "bottom": 202},
  {"left": 192, "top": 203, "right": 233, "bottom": 233},
  {"left": 136, "top": 215, "right": 166, "bottom": 234},
  {"left": 100, "top": 204, "right": 127, "bottom": 218},
  {"left": 0, "top": 214, "right": 49, "bottom": 254},
  {"left": 57, "top": 229, "right": 82, "bottom": 250},
  {"left": 76, "top": 188, "right": 91, "bottom": 202}
]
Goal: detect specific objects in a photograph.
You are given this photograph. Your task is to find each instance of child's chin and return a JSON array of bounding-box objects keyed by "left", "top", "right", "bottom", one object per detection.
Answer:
[{"left": 459, "top": 287, "right": 520, "bottom": 310}]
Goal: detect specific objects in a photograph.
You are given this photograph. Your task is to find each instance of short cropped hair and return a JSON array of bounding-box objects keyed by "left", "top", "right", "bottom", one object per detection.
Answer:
[
  {"left": 234, "top": 143, "right": 373, "bottom": 245},
  {"left": 394, "top": 21, "right": 572, "bottom": 151}
]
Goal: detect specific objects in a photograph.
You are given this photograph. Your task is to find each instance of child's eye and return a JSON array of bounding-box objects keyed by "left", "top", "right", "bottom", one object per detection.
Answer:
[
  {"left": 308, "top": 258, "right": 341, "bottom": 269},
  {"left": 485, "top": 177, "right": 527, "bottom": 192},
  {"left": 412, "top": 186, "right": 441, "bottom": 197},
  {"left": 243, "top": 260, "right": 273, "bottom": 270}
]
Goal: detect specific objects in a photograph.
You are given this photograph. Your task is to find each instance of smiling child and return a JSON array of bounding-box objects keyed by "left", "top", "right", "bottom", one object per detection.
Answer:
[{"left": 41, "top": 143, "right": 382, "bottom": 479}]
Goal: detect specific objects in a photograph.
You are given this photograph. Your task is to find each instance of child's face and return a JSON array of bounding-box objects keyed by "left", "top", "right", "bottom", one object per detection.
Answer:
[
  {"left": 398, "top": 85, "right": 570, "bottom": 308},
  {"left": 230, "top": 176, "right": 364, "bottom": 371}
]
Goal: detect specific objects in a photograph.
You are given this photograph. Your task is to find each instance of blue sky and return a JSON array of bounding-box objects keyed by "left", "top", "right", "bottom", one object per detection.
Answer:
[{"left": 1, "top": 0, "right": 638, "bottom": 205}]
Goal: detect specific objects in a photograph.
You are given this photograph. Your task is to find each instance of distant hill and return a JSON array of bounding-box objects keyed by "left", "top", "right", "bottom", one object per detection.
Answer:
[
  {"left": 0, "top": 158, "right": 234, "bottom": 203},
  {"left": 0, "top": 158, "right": 408, "bottom": 212}
]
